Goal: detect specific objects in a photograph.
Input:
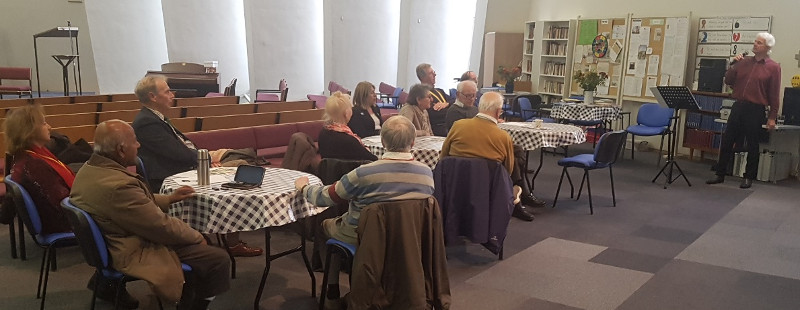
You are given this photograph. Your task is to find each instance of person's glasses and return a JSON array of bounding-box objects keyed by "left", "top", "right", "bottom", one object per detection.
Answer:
[{"left": 460, "top": 93, "right": 476, "bottom": 99}]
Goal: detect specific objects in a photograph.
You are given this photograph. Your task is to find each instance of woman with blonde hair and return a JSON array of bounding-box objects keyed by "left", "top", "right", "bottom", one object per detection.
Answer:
[
  {"left": 399, "top": 83, "right": 434, "bottom": 136},
  {"left": 318, "top": 91, "right": 378, "bottom": 160},
  {"left": 347, "top": 81, "right": 383, "bottom": 138}
]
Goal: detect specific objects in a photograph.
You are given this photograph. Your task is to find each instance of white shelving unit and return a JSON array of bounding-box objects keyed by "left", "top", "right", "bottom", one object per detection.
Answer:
[
  {"left": 534, "top": 20, "right": 575, "bottom": 104},
  {"left": 522, "top": 21, "right": 536, "bottom": 82}
]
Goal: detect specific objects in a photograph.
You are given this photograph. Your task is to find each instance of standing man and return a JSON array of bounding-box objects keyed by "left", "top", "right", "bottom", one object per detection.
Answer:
[
  {"left": 133, "top": 75, "right": 263, "bottom": 257},
  {"left": 445, "top": 80, "right": 479, "bottom": 133},
  {"left": 441, "top": 92, "right": 538, "bottom": 221},
  {"left": 707, "top": 32, "right": 781, "bottom": 189},
  {"left": 416, "top": 63, "right": 452, "bottom": 137},
  {"left": 71, "top": 120, "right": 230, "bottom": 310}
]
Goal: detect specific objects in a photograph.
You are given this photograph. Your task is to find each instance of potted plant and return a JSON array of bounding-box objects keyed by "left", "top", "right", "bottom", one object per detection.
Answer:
[
  {"left": 497, "top": 65, "right": 522, "bottom": 93},
  {"left": 572, "top": 70, "right": 608, "bottom": 104}
]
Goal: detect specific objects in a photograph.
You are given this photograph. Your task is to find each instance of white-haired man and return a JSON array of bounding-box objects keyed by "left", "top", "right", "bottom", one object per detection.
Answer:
[
  {"left": 707, "top": 32, "right": 781, "bottom": 189},
  {"left": 445, "top": 80, "right": 479, "bottom": 133}
]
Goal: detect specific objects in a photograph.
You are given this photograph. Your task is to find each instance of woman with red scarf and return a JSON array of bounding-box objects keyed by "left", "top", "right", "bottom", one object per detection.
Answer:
[
  {"left": 318, "top": 91, "right": 378, "bottom": 161},
  {"left": 4, "top": 104, "right": 139, "bottom": 309}
]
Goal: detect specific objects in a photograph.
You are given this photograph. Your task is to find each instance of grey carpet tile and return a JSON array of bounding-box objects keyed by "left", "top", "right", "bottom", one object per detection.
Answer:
[
  {"left": 589, "top": 248, "right": 673, "bottom": 274},
  {"left": 618, "top": 259, "right": 800, "bottom": 310},
  {"left": 631, "top": 224, "right": 704, "bottom": 244},
  {"left": 604, "top": 233, "right": 692, "bottom": 259},
  {"left": 509, "top": 298, "right": 585, "bottom": 310},
  {"left": 450, "top": 282, "right": 535, "bottom": 309}
]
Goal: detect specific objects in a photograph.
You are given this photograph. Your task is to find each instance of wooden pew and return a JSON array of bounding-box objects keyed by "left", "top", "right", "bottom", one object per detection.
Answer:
[
  {"left": 47, "top": 112, "right": 98, "bottom": 128},
  {"left": 171, "top": 117, "right": 198, "bottom": 133},
  {"left": 72, "top": 94, "right": 110, "bottom": 103},
  {"left": 98, "top": 108, "right": 181, "bottom": 124},
  {"left": 0, "top": 98, "right": 32, "bottom": 109},
  {"left": 199, "top": 112, "right": 278, "bottom": 131},
  {"left": 51, "top": 125, "right": 96, "bottom": 144},
  {"left": 33, "top": 96, "right": 71, "bottom": 105},
  {"left": 278, "top": 109, "right": 324, "bottom": 124},
  {"left": 100, "top": 100, "right": 142, "bottom": 112},
  {"left": 173, "top": 96, "right": 239, "bottom": 107},
  {"left": 254, "top": 101, "right": 315, "bottom": 113},
  {"left": 44, "top": 102, "right": 101, "bottom": 115},
  {"left": 109, "top": 93, "right": 138, "bottom": 101},
  {"left": 184, "top": 104, "right": 256, "bottom": 117}
]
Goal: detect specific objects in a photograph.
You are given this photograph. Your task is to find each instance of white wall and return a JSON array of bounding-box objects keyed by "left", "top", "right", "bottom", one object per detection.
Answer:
[
  {"left": 0, "top": 1, "right": 98, "bottom": 94},
  {"left": 161, "top": 0, "right": 250, "bottom": 96},
  {"left": 243, "top": 0, "right": 324, "bottom": 101},
  {"left": 323, "top": 0, "right": 401, "bottom": 93},
  {"left": 85, "top": 0, "right": 169, "bottom": 94}
]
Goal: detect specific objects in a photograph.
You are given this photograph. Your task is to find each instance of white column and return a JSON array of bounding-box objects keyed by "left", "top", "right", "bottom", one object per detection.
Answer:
[
  {"left": 243, "top": 0, "right": 324, "bottom": 101},
  {"left": 161, "top": 0, "right": 250, "bottom": 96},
  {"left": 324, "top": 0, "right": 401, "bottom": 92},
  {"left": 85, "top": 0, "right": 168, "bottom": 94}
]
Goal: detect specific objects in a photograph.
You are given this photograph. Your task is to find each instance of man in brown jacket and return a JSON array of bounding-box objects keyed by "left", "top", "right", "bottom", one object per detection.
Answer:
[{"left": 70, "top": 120, "right": 230, "bottom": 310}]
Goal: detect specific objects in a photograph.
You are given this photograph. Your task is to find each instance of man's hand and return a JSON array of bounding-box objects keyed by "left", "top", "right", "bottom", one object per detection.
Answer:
[
  {"left": 295, "top": 176, "right": 309, "bottom": 192},
  {"left": 169, "top": 186, "right": 195, "bottom": 203},
  {"left": 767, "top": 118, "right": 776, "bottom": 130},
  {"left": 433, "top": 101, "right": 449, "bottom": 111}
]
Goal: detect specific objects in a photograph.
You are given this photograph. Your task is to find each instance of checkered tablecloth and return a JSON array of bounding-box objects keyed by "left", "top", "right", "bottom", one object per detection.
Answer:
[
  {"left": 163, "top": 167, "right": 325, "bottom": 234},
  {"left": 498, "top": 122, "right": 586, "bottom": 151},
  {"left": 362, "top": 135, "right": 444, "bottom": 169},
  {"left": 550, "top": 104, "right": 621, "bottom": 121}
]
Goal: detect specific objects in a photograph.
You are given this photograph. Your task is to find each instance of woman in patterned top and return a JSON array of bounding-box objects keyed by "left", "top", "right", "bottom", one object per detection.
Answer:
[{"left": 318, "top": 91, "right": 378, "bottom": 161}]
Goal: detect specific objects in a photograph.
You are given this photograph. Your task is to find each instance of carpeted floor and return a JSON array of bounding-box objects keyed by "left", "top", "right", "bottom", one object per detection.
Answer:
[{"left": 1, "top": 143, "right": 799, "bottom": 310}]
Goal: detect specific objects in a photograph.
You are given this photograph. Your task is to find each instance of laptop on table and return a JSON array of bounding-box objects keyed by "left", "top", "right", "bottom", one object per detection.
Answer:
[{"left": 221, "top": 165, "right": 265, "bottom": 190}]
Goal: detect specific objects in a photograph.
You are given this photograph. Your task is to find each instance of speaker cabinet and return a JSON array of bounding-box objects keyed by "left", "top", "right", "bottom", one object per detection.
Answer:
[{"left": 698, "top": 58, "right": 727, "bottom": 93}]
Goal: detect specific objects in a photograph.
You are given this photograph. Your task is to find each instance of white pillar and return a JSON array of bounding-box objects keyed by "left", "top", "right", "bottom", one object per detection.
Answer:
[
  {"left": 243, "top": 0, "right": 324, "bottom": 101},
  {"left": 161, "top": 0, "right": 250, "bottom": 96}
]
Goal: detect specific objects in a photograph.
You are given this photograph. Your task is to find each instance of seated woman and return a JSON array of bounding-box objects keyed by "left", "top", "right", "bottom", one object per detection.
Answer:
[
  {"left": 347, "top": 81, "right": 383, "bottom": 138},
  {"left": 399, "top": 83, "right": 434, "bottom": 136},
  {"left": 4, "top": 105, "right": 138, "bottom": 308},
  {"left": 318, "top": 91, "right": 378, "bottom": 161}
]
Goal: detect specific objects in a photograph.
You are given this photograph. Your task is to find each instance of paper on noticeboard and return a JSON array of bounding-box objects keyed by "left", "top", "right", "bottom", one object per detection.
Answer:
[
  {"left": 623, "top": 76, "right": 642, "bottom": 97},
  {"left": 579, "top": 20, "right": 598, "bottom": 45},
  {"left": 647, "top": 55, "right": 660, "bottom": 76},
  {"left": 645, "top": 76, "right": 658, "bottom": 97},
  {"left": 609, "top": 40, "right": 623, "bottom": 62},
  {"left": 659, "top": 74, "right": 670, "bottom": 86},
  {"left": 612, "top": 25, "right": 626, "bottom": 39}
]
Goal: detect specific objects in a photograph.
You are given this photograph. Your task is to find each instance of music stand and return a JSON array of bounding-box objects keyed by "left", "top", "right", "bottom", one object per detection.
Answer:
[
  {"left": 34, "top": 25, "right": 82, "bottom": 97},
  {"left": 650, "top": 86, "right": 699, "bottom": 188}
]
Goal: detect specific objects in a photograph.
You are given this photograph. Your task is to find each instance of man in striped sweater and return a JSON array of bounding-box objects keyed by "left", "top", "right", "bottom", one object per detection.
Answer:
[{"left": 294, "top": 115, "right": 434, "bottom": 309}]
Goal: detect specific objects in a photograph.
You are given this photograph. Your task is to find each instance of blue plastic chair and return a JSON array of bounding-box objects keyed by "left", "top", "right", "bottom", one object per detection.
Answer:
[
  {"left": 625, "top": 103, "right": 673, "bottom": 165},
  {"left": 553, "top": 131, "right": 627, "bottom": 215},
  {"left": 318, "top": 238, "right": 356, "bottom": 310},
  {"left": 61, "top": 198, "right": 192, "bottom": 310},
  {"left": 518, "top": 96, "right": 555, "bottom": 123},
  {"left": 5, "top": 176, "right": 77, "bottom": 310}
]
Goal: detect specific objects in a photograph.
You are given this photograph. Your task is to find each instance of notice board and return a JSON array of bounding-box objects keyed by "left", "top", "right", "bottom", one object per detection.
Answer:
[
  {"left": 621, "top": 16, "right": 690, "bottom": 101},
  {"left": 571, "top": 17, "right": 628, "bottom": 99}
]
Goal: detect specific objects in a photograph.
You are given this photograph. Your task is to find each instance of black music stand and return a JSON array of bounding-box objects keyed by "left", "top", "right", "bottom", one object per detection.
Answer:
[
  {"left": 34, "top": 25, "right": 82, "bottom": 97},
  {"left": 651, "top": 86, "right": 699, "bottom": 188},
  {"left": 52, "top": 55, "right": 78, "bottom": 96}
]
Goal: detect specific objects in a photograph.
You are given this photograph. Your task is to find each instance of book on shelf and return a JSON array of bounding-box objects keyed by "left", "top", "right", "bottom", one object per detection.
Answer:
[
  {"left": 546, "top": 25, "right": 569, "bottom": 39},
  {"left": 527, "top": 24, "right": 535, "bottom": 39}
]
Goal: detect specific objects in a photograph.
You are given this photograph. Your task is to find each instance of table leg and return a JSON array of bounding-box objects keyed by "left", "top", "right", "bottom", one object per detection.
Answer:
[
  {"left": 254, "top": 229, "right": 272, "bottom": 310},
  {"left": 253, "top": 224, "right": 317, "bottom": 310}
]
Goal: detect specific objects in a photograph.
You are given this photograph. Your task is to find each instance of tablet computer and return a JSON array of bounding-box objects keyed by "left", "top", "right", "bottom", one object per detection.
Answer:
[{"left": 221, "top": 165, "right": 265, "bottom": 190}]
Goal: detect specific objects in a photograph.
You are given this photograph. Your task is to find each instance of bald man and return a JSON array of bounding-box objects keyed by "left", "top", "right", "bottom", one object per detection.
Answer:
[{"left": 71, "top": 120, "right": 230, "bottom": 310}]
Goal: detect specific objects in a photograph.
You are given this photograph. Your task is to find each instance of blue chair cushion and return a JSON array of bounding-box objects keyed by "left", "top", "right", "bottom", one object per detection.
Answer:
[
  {"left": 626, "top": 125, "right": 667, "bottom": 136},
  {"left": 326, "top": 238, "right": 356, "bottom": 256},
  {"left": 36, "top": 232, "right": 76, "bottom": 246},
  {"left": 558, "top": 154, "right": 609, "bottom": 169},
  {"left": 181, "top": 263, "right": 193, "bottom": 272}
]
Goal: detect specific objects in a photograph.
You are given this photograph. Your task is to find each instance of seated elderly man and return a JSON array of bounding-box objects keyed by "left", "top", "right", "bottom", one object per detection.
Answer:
[
  {"left": 440, "top": 91, "right": 540, "bottom": 221},
  {"left": 70, "top": 120, "right": 230, "bottom": 310},
  {"left": 294, "top": 116, "right": 434, "bottom": 308},
  {"left": 445, "top": 80, "right": 479, "bottom": 133}
]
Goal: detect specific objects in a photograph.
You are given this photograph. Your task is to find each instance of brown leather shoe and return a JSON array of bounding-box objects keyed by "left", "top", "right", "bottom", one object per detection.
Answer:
[{"left": 228, "top": 241, "right": 264, "bottom": 257}]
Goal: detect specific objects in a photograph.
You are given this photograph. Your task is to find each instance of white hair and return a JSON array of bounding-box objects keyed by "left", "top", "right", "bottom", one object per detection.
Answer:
[{"left": 756, "top": 32, "right": 775, "bottom": 48}]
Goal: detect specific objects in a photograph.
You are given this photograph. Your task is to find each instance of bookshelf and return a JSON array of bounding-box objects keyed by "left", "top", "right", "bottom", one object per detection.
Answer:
[
  {"left": 536, "top": 20, "right": 575, "bottom": 104},
  {"left": 522, "top": 21, "right": 535, "bottom": 82},
  {"left": 684, "top": 91, "right": 731, "bottom": 160}
]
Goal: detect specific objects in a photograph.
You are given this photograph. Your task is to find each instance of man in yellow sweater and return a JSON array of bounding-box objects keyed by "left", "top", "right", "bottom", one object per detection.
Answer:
[{"left": 440, "top": 92, "right": 537, "bottom": 221}]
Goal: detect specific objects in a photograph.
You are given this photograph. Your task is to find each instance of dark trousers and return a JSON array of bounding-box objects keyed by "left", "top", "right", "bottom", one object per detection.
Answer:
[
  {"left": 715, "top": 101, "right": 766, "bottom": 179},
  {"left": 511, "top": 144, "right": 532, "bottom": 196},
  {"left": 172, "top": 243, "right": 231, "bottom": 299}
]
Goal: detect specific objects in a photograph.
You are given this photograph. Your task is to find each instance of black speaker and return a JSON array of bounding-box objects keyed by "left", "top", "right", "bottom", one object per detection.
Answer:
[
  {"left": 782, "top": 87, "right": 800, "bottom": 125},
  {"left": 698, "top": 58, "right": 727, "bottom": 93}
]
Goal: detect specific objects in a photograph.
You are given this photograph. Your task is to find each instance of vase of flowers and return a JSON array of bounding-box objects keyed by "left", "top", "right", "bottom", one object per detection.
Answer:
[
  {"left": 497, "top": 65, "right": 522, "bottom": 93},
  {"left": 573, "top": 70, "right": 608, "bottom": 104}
]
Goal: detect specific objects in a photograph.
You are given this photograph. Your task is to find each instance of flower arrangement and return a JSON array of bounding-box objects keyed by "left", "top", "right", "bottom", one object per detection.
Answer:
[
  {"left": 497, "top": 65, "right": 522, "bottom": 84},
  {"left": 573, "top": 70, "right": 608, "bottom": 91}
]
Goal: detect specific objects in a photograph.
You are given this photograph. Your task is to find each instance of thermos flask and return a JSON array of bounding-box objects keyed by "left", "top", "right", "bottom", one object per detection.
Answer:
[{"left": 197, "top": 149, "right": 210, "bottom": 185}]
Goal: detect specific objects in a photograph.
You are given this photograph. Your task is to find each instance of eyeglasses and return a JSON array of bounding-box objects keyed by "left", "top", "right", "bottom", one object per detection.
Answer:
[{"left": 460, "top": 93, "right": 476, "bottom": 99}]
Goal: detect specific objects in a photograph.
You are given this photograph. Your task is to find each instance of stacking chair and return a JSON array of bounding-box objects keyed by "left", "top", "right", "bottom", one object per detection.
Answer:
[
  {"left": 519, "top": 95, "right": 554, "bottom": 122},
  {"left": 625, "top": 103, "right": 674, "bottom": 165},
  {"left": 307, "top": 94, "right": 328, "bottom": 109},
  {"left": 205, "top": 78, "right": 237, "bottom": 97},
  {"left": 318, "top": 238, "right": 356, "bottom": 310},
  {"left": 5, "top": 176, "right": 77, "bottom": 310},
  {"left": 327, "top": 81, "right": 350, "bottom": 95},
  {"left": 553, "top": 131, "right": 627, "bottom": 215},
  {"left": 255, "top": 79, "right": 288, "bottom": 102},
  {"left": 0, "top": 67, "right": 34, "bottom": 98},
  {"left": 61, "top": 198, "right": 192, "bottom": 310}
]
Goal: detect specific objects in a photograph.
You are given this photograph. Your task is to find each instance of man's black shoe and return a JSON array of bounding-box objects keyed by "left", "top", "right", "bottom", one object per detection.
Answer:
[
  {"left": 740, "top": 178, "right": 752, "bottom": 189},
  {"left": 706, "top": 175, "right": 725, "bottom": 184},
  {"left": 89, "top": 275, "right": 139, "bottom": 310},
  {"left": 521, "top": 194, "right": 547, "bottom": 208},
  {"left": 512, "top": 204, "right": 535, "bottom": 221}
]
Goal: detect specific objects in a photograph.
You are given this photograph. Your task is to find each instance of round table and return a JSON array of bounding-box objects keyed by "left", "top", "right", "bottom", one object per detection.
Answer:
[
  {"left": 550, "top": 103, "right": 621, "bottom": 121},
  {"left": 362, "top": 135, "right": 444, "bottom": 169},
  {"left": 162, "top": 167, "right": 325, "bottom": 234},
  {"left": 498, "top": 122, "right": 586, "bottom": 151}
]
